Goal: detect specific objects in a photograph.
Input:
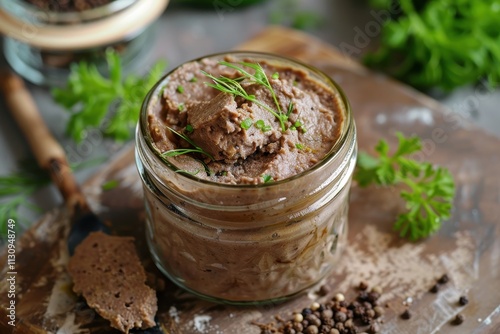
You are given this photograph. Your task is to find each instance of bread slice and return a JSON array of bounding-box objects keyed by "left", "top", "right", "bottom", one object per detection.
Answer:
[{"left": 68, "top": 231, "right": 157, "bottom": 333}]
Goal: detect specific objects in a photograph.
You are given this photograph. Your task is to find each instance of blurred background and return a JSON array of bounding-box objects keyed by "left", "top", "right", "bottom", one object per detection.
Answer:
[{"left": 0, "top": 0, "right": 499, "bottom": 231}]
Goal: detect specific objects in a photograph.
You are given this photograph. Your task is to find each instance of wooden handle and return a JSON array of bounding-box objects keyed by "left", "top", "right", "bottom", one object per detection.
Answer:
[{"left": 0, "top": 71, "right": 88, "bottom": 211}]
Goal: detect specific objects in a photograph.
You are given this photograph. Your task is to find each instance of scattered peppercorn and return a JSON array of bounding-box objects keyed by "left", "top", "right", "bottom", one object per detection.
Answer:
[
  {"left": 294, "top": 313, "right": 304, "bottom": 323},
  {"left": 305, "top": 325, "right": 319, "bottom": 334},
  {"left": 368, "top": 323, "right": 380, "bottom": 334},
  {"left": 430, "top": 284, "right": 440, "bottom": 293},
  {"left": 359, "top": 281, "right": 369, "bottom": 291},
  {"left": 318, "top": 285, "right": 331, "bottom": 296},
  {"left": 334, "top": 311, "right": 347, "bottom": 323},
  {"left": 438, "top": 274, "right": 449, "bottom": 284},
  {"left": 311, "top": 302, "right": 321, "bottom": 311},
  {"left": 302, "top": 308, "right": 313, "bottom": 317},
  {"left": 401, "top": 309, "right": 412, "bottom": 320},
  {"left": 452, "top": 314, "right": 465, "bottom": 325},
  {"left": 334, "top": 293, "right": 345, "bottom": 302},
  {"left": 373, "top": 306, "right": 385, "bottom": 318},
  {"left": 458, "top": 296, "right": 469, "bottom": 306}
]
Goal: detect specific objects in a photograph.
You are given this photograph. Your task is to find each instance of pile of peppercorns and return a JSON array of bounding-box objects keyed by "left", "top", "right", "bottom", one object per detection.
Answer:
[{"left": 256, "top": 282, "right": 385, "bottom": 334}]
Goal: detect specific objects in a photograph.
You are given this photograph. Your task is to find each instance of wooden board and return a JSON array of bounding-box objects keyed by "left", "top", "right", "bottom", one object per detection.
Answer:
[{"left": 1, "top": 26, "right": 500, "bottom": 334}]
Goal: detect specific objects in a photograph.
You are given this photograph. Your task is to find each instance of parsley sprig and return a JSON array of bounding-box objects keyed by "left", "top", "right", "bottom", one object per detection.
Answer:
[
  {"left": 52, "top": 50, "right": 166, "bottom": 142},
  {"left": 202, "top": 61, "right": 289, "bottom": 131},
  {"left": 364, "top": 0, "right": 500, "bottom": 91},
  {"left": 355, "top": 133, "right": 455, "bottom": 241}
]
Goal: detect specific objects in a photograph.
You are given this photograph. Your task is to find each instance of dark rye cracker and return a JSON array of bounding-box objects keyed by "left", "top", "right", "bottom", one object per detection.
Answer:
[{"left": 67, "top": 231, "right": 157, "bottom": 333}]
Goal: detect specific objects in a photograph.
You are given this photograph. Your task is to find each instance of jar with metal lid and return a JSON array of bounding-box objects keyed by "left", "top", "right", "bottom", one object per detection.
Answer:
[
  {"left": 0, "top": 0, "right": 169, "bottom": 86},
  {"left": 135, "top": 52, "right": 357, "bottom": 304}
]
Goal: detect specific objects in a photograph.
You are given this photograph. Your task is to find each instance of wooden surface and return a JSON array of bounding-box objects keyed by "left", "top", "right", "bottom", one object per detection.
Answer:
[{"left": 1, "top": 26, "right": 499, "bottom": 333}]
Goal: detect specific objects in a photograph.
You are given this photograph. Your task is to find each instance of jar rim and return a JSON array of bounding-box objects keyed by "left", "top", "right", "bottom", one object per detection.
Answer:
[
  {"left": 0, "top": 0, "right": 168, "bottom": 50},
  {"left": 0, "top": 0, "right": 137, "bottom": 24},
  {"left": 138, "top": 51, "right": 353, "bottom": 189}
]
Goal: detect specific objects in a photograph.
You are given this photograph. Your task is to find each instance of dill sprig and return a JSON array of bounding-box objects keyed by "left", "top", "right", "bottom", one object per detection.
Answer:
[
  {"left": 202, "top": 61, "right": 289, "bottom": 131},
  {"left": 162, "top": 126, "right": 214, "bottom": 160}
]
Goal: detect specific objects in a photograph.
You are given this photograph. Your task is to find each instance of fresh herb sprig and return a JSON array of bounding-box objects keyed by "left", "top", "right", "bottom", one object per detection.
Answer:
[
  {"left": 269, "top": 0, "right": 324, "bottom": 30},
  {"left": 162, "top": 126, "right": 214, "bottom": 160},
  {"left": 0, "top": 157, "right": 107, "bottom": 239},
  {"left": 202, "top": 61, "right": 289, "bottom": 131},
  {"left": 0, "top": 161, "right": 50, "bottom": 237},
  {"left": 52, "top": 50, "right": 166, "bottom": 142},
  {"left": 364, "top": 0, "right": 500, "bottom": 91},
  {"left": 355, "top": 133, "right": 455, "bottom": 241}
]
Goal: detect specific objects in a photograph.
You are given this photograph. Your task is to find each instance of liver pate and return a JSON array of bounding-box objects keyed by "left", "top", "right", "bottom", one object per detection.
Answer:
[
  {"left": 67, "top": 232, "right": 157, "bottom": 333},
  {"left": 148, "top": 56, "right": 343, "bottom": 184}
]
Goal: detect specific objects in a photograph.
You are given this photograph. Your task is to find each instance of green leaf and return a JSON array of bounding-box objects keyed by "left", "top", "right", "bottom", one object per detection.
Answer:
[
  {"left": 53, "top": 50, "right": 166, "bottom": 143},
  {"left": 262, "top": 174, "right": 273, "bottom": 183},
  {"left": 102, "top": 179, "right": 119, "bottom": 191},
  {"left": 354, "top": 132, "right": 456, "bottom": 241},
  {"left": 241, "top": 118, "right": 253, "bottom": 130},
  {"left": 364, "top": 0, "right": 500, "bottom": 91}
]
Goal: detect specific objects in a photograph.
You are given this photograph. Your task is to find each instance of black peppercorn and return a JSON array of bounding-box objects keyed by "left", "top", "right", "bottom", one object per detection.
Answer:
[
  {"left": 302, "top": 308, "right": 313, "bottom": 316},
  {"left": 452, "top": 314, "right": 465, "bottom": 325},
  {"left": 438, "top": 274, "right": 449, "bottom": 284},
  {"left": 401, "top": 309, "right": 412, "bottom": 320}
]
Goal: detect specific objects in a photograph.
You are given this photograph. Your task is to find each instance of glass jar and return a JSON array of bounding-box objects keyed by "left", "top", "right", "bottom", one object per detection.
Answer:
[
  {"left": 0, "top": 0, "right": 168, "bottom": 86},
  {"left": 135, "top": 52, "right": 357, "bottom": 304}
]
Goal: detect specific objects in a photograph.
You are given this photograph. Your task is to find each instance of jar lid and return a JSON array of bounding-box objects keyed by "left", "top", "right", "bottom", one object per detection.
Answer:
[{"left": 0, "top": 0, "right": 169, "bottom": 51}]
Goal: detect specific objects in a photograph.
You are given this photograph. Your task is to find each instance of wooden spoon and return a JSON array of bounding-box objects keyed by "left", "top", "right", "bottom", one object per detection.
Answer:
[{"left": 0, "top": 70, "right": 110, "bottom": 255}]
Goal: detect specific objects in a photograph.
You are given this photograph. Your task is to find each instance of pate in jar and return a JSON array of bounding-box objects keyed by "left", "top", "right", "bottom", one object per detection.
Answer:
[{"left": 135, "top": 52, "right": 357, "bottom": 304}]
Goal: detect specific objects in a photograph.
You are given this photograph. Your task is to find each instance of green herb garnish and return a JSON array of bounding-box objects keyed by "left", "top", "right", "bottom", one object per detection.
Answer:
[
  {"left": 101, "top": 179, "right": 119, "bottom": 191},
  {"left": 262, "top": 174, "right": 273, "bottom": 183},
  {"left": 163, "top": 126, "right": 213, "bottom": 160},
  {"left": 269, "top": 0, "right": 324, "bottom": 31},
  {"left": 203, "top": 61, "right": 289, "bottom": 131},
  {"left": 364, "top": 0, "right": 500, "bottom": 90},
  {"left": 0, "top": 157, "right": 106, "bottom": 238},
  {"left": 255, "top": 120, "right": 265, "bottom": 129},
  {"left": 241, "top": 118, "right": 253, "bottom": 130},
  {"left": 185, "top": 124, "right": 194, "bottom": 133},
  {"left": 272, "top": 72, "right": 279, "bottom": 80},
  {"left": 52, "top": 50, "right": 166, "bottom": 142},
  {"left": 177, "top": 85, "right": 185, "bottom": 94},
  {"left": 189, "top": 77, "right": 198, "bottom": 83},
  {"left": 295, "top": 143, "right": 304, "bottom": 150},
  {"left": 287, "top": 102, "right": 294, "bottom": 117},
  {"left": 178, "top": 103, "right": 185, "bottom": 112},
  {"left": 254, "top": 119, "right": 272, "bottom": 132},
  {"left": 0, "top": 161, "right": 49, "bottom": 237},
  {"left": 355, "top": 132, "right": 455, "bottom": 241}
]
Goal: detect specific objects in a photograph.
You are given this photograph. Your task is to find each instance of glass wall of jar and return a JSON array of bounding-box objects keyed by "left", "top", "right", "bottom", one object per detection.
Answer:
[{"left": 135, "top": 52, "right": 357, "bottom": 304}]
